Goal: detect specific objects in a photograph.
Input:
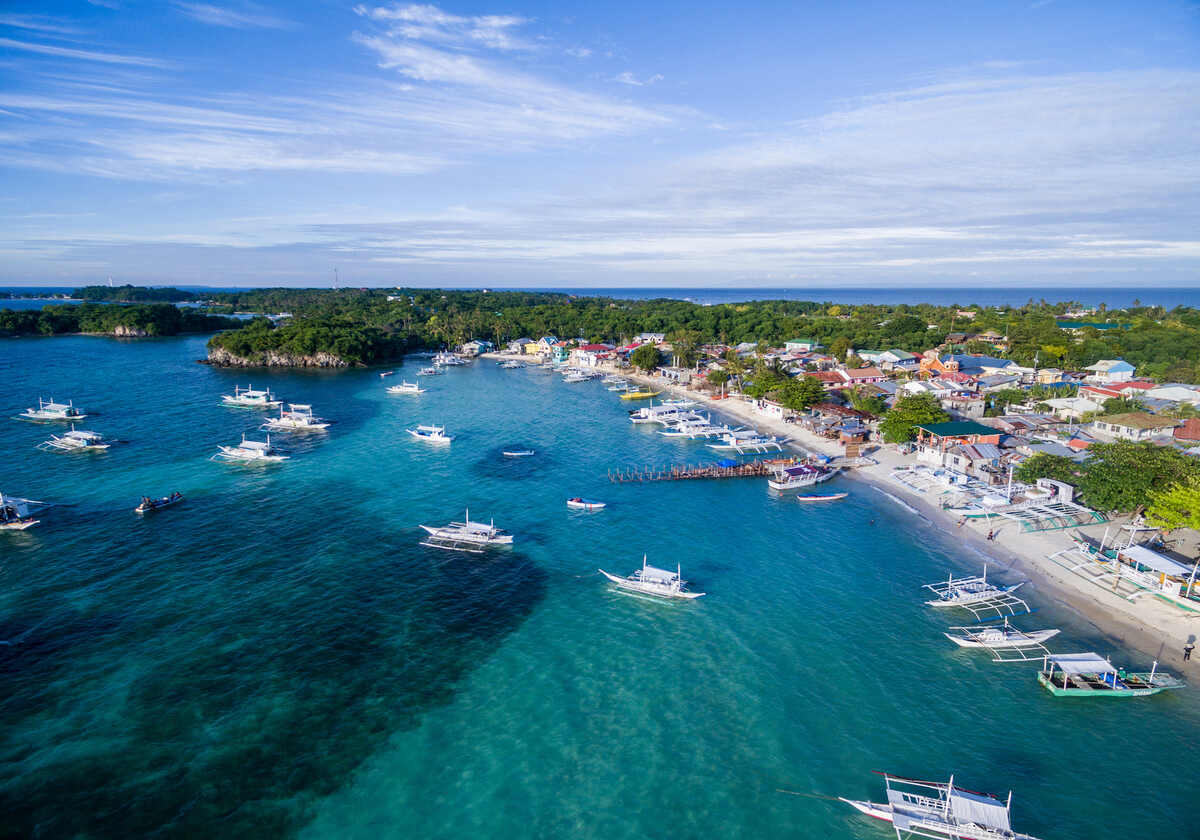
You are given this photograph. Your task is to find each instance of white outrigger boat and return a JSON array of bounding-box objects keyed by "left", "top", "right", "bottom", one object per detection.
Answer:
[
  {"left": 37, "top": 425, "right": 111, "bottom": 452},
  {"left": 708, "top": 429, "right": 783, "bottom": 453},
  {"left": 221, "top": 385, "right": 281, "bottom": 409},
  {"left": 419, "top": 509, "right": 512, "bottom": 553},
  {"left": 840, "top": 772, "right": 1042, "bottom": 840},
  {"left": 599, "top": 556, "right": 704, "bottom": 599},
  {"left": 387, "top": 380, "right": 425, "bottom": 394},
  {"left": 923, "top": 566, "right": 1031, "bottom": 620},
  {"left": 408, "top": 424, "right": 453, "bottom": 444},
  {"left": 418, "top": 366, "right": 441, "bottom": 376},
  {"left": 767, "top": 463, "right": 838, "bottom": 491},
  {"left": 629, "top": 403, "right": 694, "bottom": 425},
  {"left": 1, "top": 492, "right": 43, "bottom": 530},
  {"left": 945, "top": 618, "right": 1059, "bottom": 662},
  {"left": 566, "top": 497, "right": 606, "bottom": 511},
  {"left": 20, "top": 398, "right": 86, "bottom": 422},
  {"left": 211, "top": 433, "right": 289, "bottom": 464},
  {"left": 433, "top": 351, "right": 466, "bottom": 366},
  {"left": 262, "top": 404, "right": 330, "bottom": 431}
]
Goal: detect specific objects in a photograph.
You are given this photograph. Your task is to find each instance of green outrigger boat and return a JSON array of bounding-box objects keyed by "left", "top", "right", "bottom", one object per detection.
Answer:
[{"left": 1037, "top": 652, "right": 1185, "bottom": 698}]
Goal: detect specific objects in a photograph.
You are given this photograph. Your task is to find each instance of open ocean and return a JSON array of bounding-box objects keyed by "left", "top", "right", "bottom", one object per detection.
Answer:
[
  {"left": 4, "top": 285, "right": 1200, "bottom": 309},
  {"left": 2, "top": 335, "right": 1198, "bottom": 838}
]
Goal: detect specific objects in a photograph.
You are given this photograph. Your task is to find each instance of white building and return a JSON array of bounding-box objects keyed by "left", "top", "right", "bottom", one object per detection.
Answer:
[{"left": 1083, "top": 359, "right": 1136, "bottom": 384}]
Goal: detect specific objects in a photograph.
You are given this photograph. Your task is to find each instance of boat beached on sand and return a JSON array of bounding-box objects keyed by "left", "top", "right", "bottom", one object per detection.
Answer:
[
  {"left": 20, "top": 398, "right": 86, "bottom": 422},
  {"left": 840, "top": 772, "right": 1042, "bottom": 840},
  {"left": 599, "top": 556, "right": 704, "bottom": 599},
  {"left": 222, "top": 385, "right": 281, "bottom": 409},
  {"left": 135, "top": 492, "right": 185, "bottom": 514},
  {"left": 419, "top": 510, "right": 512, "bottom": 552}
]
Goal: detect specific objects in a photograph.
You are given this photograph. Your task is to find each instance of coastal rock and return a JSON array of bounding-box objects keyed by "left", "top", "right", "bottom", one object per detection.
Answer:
[
  {"left": 205, "top": 347, "right": 351, "bottom": 368},
  {"left": 113, "top": 325, "right": 151, "bottom": 337}
]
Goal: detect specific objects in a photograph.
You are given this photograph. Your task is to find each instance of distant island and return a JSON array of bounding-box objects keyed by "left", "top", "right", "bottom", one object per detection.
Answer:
[{"left": 0, "top": 302, "right": 239, "bottom": 338}]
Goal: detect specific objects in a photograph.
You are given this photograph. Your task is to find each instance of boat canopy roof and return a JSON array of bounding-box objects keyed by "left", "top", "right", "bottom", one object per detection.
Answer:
[
  {"left": 1048, "top": 652, "right": 1116, "bottom": 675},
  {"left": 1120, "top": 544, "right": 1195, "bottom": 576},
  {"left": 240, "top": 440, "right": 271, "bottom": 451},
  {"left": 781, "top": 465, "right": 819, "bottom": 477},
  {"left": 948, "top": 788, "right": 1011, "bottom": 832},
  {"left": 288, "top": 403, "right": 312, "bottom": 410},
  {"left": 641, "top": 565, "right": 679, "bottom": 583}
]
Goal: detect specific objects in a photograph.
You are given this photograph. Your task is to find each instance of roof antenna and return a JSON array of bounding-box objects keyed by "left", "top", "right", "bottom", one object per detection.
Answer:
[{"left": 333, "top": 268, "right": 339, "bottom": 289}]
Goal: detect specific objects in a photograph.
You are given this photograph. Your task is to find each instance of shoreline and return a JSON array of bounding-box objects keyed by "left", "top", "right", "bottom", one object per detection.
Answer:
[{"left": 485, "top": 352, "right": 1200, "bottom": 675}]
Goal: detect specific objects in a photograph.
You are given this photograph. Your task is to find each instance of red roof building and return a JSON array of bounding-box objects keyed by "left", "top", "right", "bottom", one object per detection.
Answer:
[{"left": 1174, "top": 418, "right": 1200, "bottom": 442}]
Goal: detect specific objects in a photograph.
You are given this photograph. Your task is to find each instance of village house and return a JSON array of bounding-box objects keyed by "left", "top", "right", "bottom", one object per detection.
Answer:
[
  {"left": 784, "top": 338, "right": 822, "bottom": 354},
  {"left": 635, "top": 332, "right": 666, "bottom": 344},
  {"left": 943, "top": 354, "right": 1014, "bottom": 377},
  {"left": 1146, "top": 383, "right": 1200, "bottom": 405},
  {"left": 913, "top": 420, "right": 1003, "bottom": 451},
  {"left": 976, "top": 372, "right": 1023, "bottom": 393},
  {"left": 1083, "top": 359, "right": 1136, "bottom": 384},
  {"left": 939, "top": 394, "right": 986, "bottom": 420},
  {"left": 528, "top": 335, "right": 559, "bottom": 355},
  {"left": 1174, "top": 419, "right": 1200, "bottom": 444},
  {"left": 459, "top": 339, "right": 494, "bottom": 356},
  {"left": 918, "top": 350, "right": 960, "bottom": 378},
  {"left": 810, "top": 370, "right": 847, "bottom": 391},
  {"left": 1042, "top": 395, "right": 1105, "bottom": 421},
  {"left": 1090, "top": 412, "right": 1179, "bottom": 442},
  {"left": 569, "top": 343, "right": 614, "bottom": 368},
  {"left": 837, "top": 366, "right": 886, "bottom": 386},
  {"left": 942, "top": 442, "right": 1005, "bottom": 480},
  {"left": 1034, "top": 368, "right": 1065, "bottom": 385},
  {"left": 507, "top": 337, "right": 534, "bottom": 354}
]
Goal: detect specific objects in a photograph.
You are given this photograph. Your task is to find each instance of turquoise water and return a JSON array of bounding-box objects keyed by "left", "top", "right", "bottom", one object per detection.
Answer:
[{"left": 2, "top": 335, "right": 1197, "bottom": 839}]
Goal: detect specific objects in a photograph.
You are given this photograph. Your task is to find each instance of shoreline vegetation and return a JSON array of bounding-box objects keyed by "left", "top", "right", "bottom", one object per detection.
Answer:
[{"left": 0, "top": 302, "right": 240, "bottom": 338}]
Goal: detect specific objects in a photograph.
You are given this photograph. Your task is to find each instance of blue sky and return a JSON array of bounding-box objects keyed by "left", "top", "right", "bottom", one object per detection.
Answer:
[{"left": 1, "top": 1, "right": 1198, "bottom": 288}]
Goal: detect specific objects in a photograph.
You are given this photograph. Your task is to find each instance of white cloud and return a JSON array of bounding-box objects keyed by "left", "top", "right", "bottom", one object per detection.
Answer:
[
  {"left": 613, "top": 71, "right": 663, "bottom": 86},
  {"left": 0, "top": 15, "right": 83, "bottom": 35},
  {"left": 0, "top": 37, "right": 165, "bottom": 67},
  {"left": 353, "top": 4, "right": 531, "bottom": 51},
  {"left": 565, "top": 46, "right": 591, "bottom": 59},
  {"left": 173, "top": 2, "right": 294, "bottom": 30}
]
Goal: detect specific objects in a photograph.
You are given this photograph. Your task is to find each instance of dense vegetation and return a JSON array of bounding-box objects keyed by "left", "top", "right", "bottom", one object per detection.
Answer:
[
  {"left": 75, "top": 284, "right": 199, "bottom": 302},
  {"left": 0, "top": 303, "right": 239, "bottom": 337},
  {"left": 1015, "top": 442, "right": 1200, "bottom": 514},
  {"left": 879, "top": 394, "right": 950, "bottom": 443},
  {"left": 206, "top": 316, "right": 407, "bottom": 365}
]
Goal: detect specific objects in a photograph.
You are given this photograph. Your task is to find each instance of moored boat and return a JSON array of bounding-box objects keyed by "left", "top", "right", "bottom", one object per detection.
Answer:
[
  {"left": 1037, "top": 652, "right": 1185, "bottom": 697},
  {"left": 619, "top": 389, "right": 661, "bottom": 400},
  {"left": 944, "top": 621, "right": 1059, "bottom": 649},
  {"left": 418, "top": 366, "right": 441, "bottom": 376},
  {"left": 20, "top": 397, "right": 86, "bottom": 422},
  {"left": 502, "top": 449, "right": 535, "bottom": 457},
  {"left": 262, "top": 403, "right": 330, "bottom": 431},
  {"left": 379, "top": 370, "right": 395, "bottom": 378},
  {"left": 37, "top": 425, "right": 111, "bottom": 452},
  {"left": 0, "top": 492, "right": 42, "bottom": 530},
  {"left": 135, "top": 492, "right": 185, "bottom": 514},
  {"left": 387, "top": 380, "right": 425, "bottom": 394},
  {"left": 408, "top": 424, "right": 453, "bottom": 444},
  {"left": 840, "top": 772, "right": 1042, "bottom": 840},
  {"left": 566, "top": 497, "right": 606, "bottom": 510},
  {"left": 767, "top": 463, "right": 838, "bottom": 491},
  {"left": 796, "top": 492, "right": 847, "bottom": 502},
  {"left": 211, "top": 433, "right": 289, "bottom": 463},
  {"left": 599, "top": 555, "right": 704, "bottom": 599},
  {"left": 419, "top": 509, "right": 512, "bottom": 552},
  {"left": 221, "top": 385, "right": 281, "bottom": 409}
]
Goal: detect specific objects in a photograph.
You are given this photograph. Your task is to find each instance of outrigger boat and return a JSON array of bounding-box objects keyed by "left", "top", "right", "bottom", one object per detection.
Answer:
[
  {"left": 944, "top": 618, "right": 1059, "bottom": 662},
  {"left": 1037, "top": 652, "right": 1185, "bottom": 698},
  {"left": 418, "top": 366, "right": 441, "bottom": 376},
  {"left": 221, "top": 385, "right": 281, "bottom": 409},
  {"left": 135, "top": 492, "right": 185, "bottom": 514},
  {"left": 1, "top": 492, "right": 43, "bottom": 530},
  {"left": 840, "top": 772, "right": 1042, "bottom": 840},
  {"left": 211, "top": 434, "right": 289, "bottom": 463},
  {"left": 796, "top": 492, "right": 847, "bottom": 502},
  {"left": 408, "top": 424, "right": 453, "bottom": 444},
  {"left": 37, "top": 425, "right": 111, "bottom": 452},
  {"left": 502, "top": 449, "right": 535, "bottom": 457},
  {"left": 767, "top": 464, "right": 838, "bottom": 491},
  {"left": 20, "top": 397, "right": 86, "bottom": 421},
  {"left": 708, "top": 429, "right": 784, "bottom": 453},
  {"left": 262, "top": 404, "right": 330, "bottom": 431},
  {"left": 619, "top": 389, "right": 661, "bottom": 400},
  {"left": 599, "top": 556, "right": 704, "bottom": 599},
  {"left": 433, "top": 351, "right": 466, "bottom": 366},
  {"left": 387, "top": 380, "right": 425, "bottom": 394},
  {"left": 419, "top": 509, "right": 512, "bottom": 553},
  {"left": 566, "top": 498, "right": 606, "bottom": 511},
  {"left": 923, "top": 566, "right": 1031, "bottom": 620}
]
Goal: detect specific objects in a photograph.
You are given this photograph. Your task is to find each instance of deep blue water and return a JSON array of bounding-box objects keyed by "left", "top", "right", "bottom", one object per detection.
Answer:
[
  {"left": 5, "top": 285, "right": 1200, "bottom": 309},
  {"left": 1, "top": 336, "right": 1198, "bottom": 838}
]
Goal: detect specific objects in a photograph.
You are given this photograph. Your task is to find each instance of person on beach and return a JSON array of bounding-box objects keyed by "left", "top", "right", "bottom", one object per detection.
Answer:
[
  {"left": 1186, "top": 642, "right": 1195, "bottom": 662},
  {"left": 986, "top": 529, "right": 995, "bottom": 541}
]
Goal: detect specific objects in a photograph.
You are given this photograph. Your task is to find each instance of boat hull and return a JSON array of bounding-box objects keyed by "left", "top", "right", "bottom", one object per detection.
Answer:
[
  {"left": 796, "top": 493, "right": 847, "bottom": 502},
  {"left": 567, "top": 499, "right": 606, "bottom": 510},
  {"left": 944, "top": 628, "right": 1059, "bottom": 648},
  {"left": 598, "top": 569, "right": 704, "bottom": 599},
  {"left": 1037, "top": 671, "right": 1173, "bottom": 697}
]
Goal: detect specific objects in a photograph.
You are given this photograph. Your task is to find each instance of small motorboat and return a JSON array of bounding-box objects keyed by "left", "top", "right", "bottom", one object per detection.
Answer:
[
  {"left": 796, "top": 492, "right": 848, "bottom": 502},
  {"left": 502, "top": 450, "right": 535, "bottom": 457},
  {"left": 379, "top": 370, "right": 395, "bottom": 378},
  {"left": 567, "top": 498, "right": 606, "bottom": 511},
  {"left": 418, "top": 366, "right": 441, "bottom": 376},
  {"left": 135, "top": 492, "right": 185, "bottom": 514},
  {"left": 408, "top": 424, "right": 453, "bottom": 444}
]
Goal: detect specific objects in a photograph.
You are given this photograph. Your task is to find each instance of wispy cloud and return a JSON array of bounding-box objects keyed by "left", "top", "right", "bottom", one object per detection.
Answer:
[
  {"left": 172, "top": 2, "right": 294, "bottom": 31},
  {"left": 0, "top": 37, "right": 165, "bottom": 67},
  {"left": 353, "top": 4, "right": 532, "bottom": 51},
  {"left": 613, "top": 71, "right": 662, "bottom": 86},
  {"left": 0, "top": 15, "right": 83, "bottom": 36}
]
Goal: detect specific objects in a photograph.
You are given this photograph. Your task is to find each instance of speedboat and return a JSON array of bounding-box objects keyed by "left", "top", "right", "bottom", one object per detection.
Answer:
[
  {"left": 387, "top": 380, "right": 425, "bottom": 394},
  {"left": 418, "top": 366, "right": 441, "bottom": 376},
  {"left": 599, "top": 556, "right": 704, "bottom": 599},
  {"left": 262, "top": 404, "right": 330, "bottom": 431},
  {"left": 221, "top": 385, "right": 281, "bottom": 409},
  {"left": 379, "top": 370, "right": 395, "bottom": 378},
  {"left": 408, "top": 424, "right": 453, "bottom": 444},
  {"left": 37, "top": 426, "right": 111, "bottom": 452},
  {"left": 211, "top": 434, "right": 289, "bottom": 463},
  {"left": 502, "top": 449, "right": 535, "bottom": 457},
  {"left": 567, "top": 498, "right": 606, "bottom": 511},
  {"left": 20, "top": 398, "right": 86, "bottom": 421},
  {"left": 135, "top": 492, "right": 185, "bottom": 514},
  {"left": 419, "top": 510, "right": 513, "bottom": 552}
]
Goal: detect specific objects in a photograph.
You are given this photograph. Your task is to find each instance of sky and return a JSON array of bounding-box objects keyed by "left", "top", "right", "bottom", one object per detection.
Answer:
[{"left": 1, "top": 1, "right": 1198, "bottom": 288}]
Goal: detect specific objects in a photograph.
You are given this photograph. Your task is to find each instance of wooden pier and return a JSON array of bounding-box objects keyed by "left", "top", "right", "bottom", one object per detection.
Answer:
[{"left": 608, "top": 458, "right": 798, "bottom": 483}]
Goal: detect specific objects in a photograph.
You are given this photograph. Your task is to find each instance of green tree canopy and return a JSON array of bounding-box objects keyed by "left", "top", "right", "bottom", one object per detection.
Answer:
[
  {"left": 1013, "top": 453, "right": 1080, "bottom": 485},
  {"left": 1145, "top": 475, "right": 1200, "bottom": 532},
  {"left": 630, "top": 344, "right": 663, "bottom": 372},
  {"left": 1078, "top": 441, "right": 1200, "bottom": 513},
  {"left": 879, "top": 393, "right": 949, "bottom": 444}
]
